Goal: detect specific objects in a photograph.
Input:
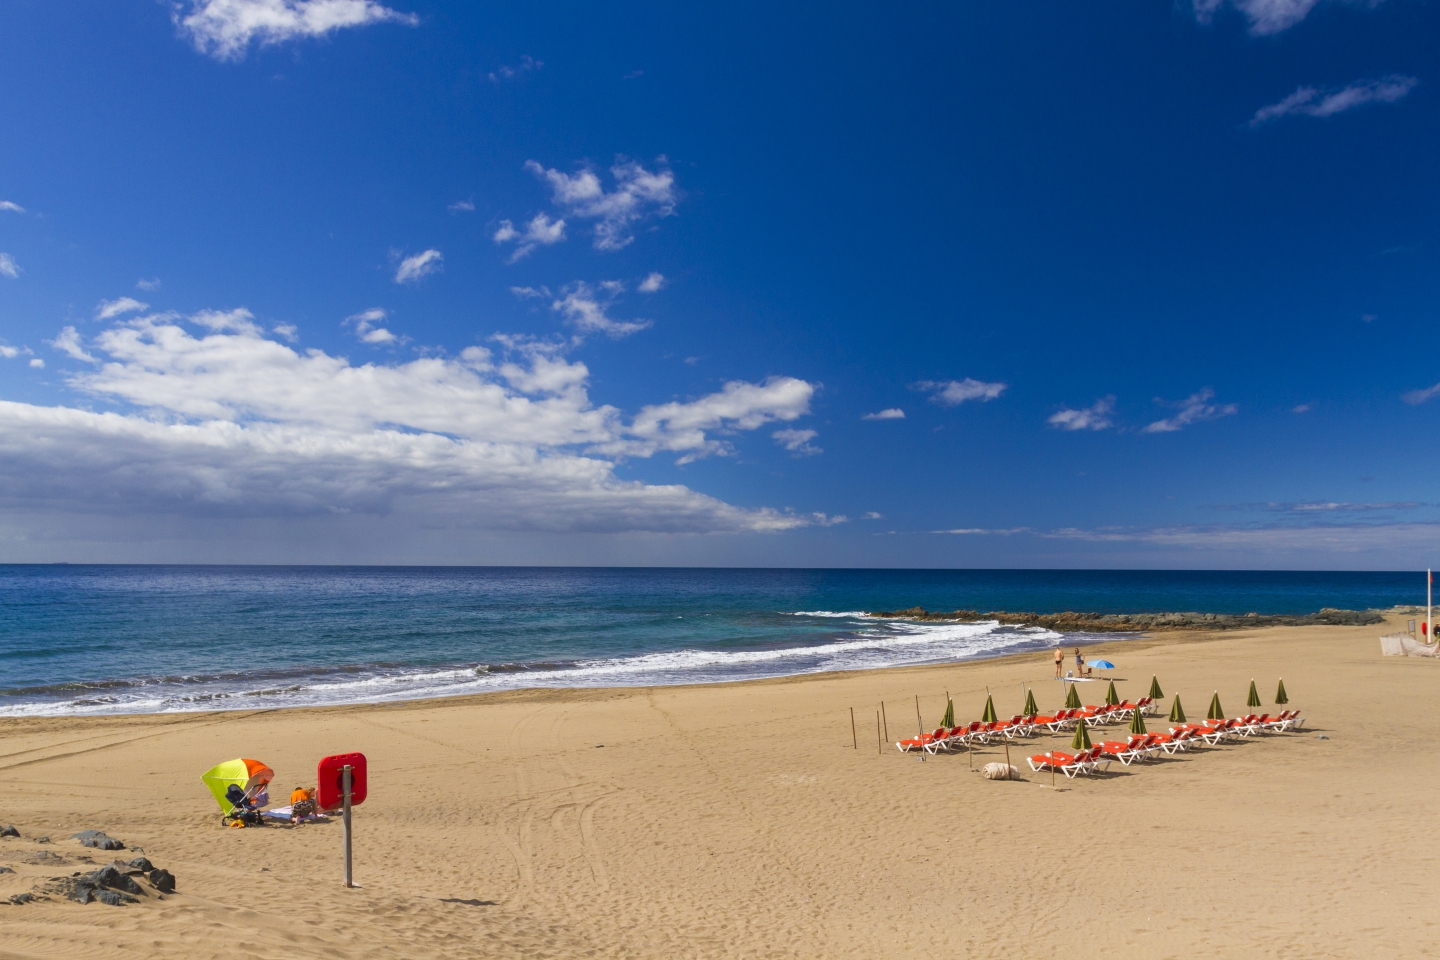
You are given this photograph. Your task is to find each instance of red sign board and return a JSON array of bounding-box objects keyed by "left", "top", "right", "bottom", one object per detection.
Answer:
[{"left": 317, "top": 752, "right": 367, "bottom": 810}]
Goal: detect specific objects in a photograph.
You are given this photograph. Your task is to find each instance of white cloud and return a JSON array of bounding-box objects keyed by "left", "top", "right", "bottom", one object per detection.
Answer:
[
  {"left": 0, "top": 311, "right": 824, "bottom": 536},
  {"left": 46, "top": 326, "right": 96, "bottom": 363},
  {"left": 394, "top": 249, "right": 442, "bottom": 284},
  {"left": 862, "top": 511, "right": 883, "bottom": 520},
  {"left": 1141, "top": 388, "right": 1238, "bottom": 433},
  {"left": 345, "top": 307, "right": 400, "bottom": 345},
  {"left": 0, "top": 254, "right": 19, "bottom": 279},
  {"left": 551, "top": 282, "right": 651, "bottom": 339},
  {"left": 914, "top": 378, "right": 1006, "bottom": 407},
  {"left": 137, "top": 278, "right": 162, "bottom": 291},
  {"left": 489, "top": 55, "right": 542, "bottom": 82},
  {"left": 773, "top": 428, "right": 821, "bottom": 456},
  {"left": 0, "top": 201, "right": 24, "bottom": 214},
  {"left": 862, "top": 408, "right": 904, "bottom": 421},
  {"left": 525, "top": 158, "right": 677, "bottom": 251},
  {"left": 29, "top": 358, "right": 44, "bottom": 369},
  {"left": 447, "top": 199, "right": 475, "bottom": 213},
  {"left": 272, "top": 323, "right": 299, "bottom": 341},
  {"left": 492, "top": 213, "right": 566, "bottom": 262},
  {"left": 1047, "top": 395, "right": 1115, "bottom": 431},
  {"left": 1251, "top": 75, "right": 1417, "bottom": 126},
  {"left": 174, "top": 0, "right": 418, "bottom": 61},
  {"left": 638, "top": 272, "right": 666, "bottom": 293},
  {"left": 96, "top": 297, "right": 150, "bottom": 321},
  {"left": 933, "top": 527, "right": 1031, "bottom": 535},
  {"left": 1403, "top": 383, "right": 1440, "bottom": 405},
  {"left": 1191, "top": 0, "right": 1323, "bottom": 36},
  {"left": 0, "top": 347, "right": 20, "bottom": 359},
  {"left": 605, "top": 376, "right": 816, "bottom": 464},
  {"left": 1292, "top": 403, "right": 1311, "bottom": 413}
]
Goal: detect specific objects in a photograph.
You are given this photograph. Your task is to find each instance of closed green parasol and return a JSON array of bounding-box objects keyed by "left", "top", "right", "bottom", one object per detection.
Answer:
[
  {"left": 1071, "top": 716, "right": 1093, "bottom": 750},
  {"left": 1129, "top": 705, "right": 1147, "bottom": 734},
  {"left": 1023, "top": 687, "right": 1038, "bottom": 716},
  {"left": 1246, "top": 679, "right": 1262, "bottom": 712},
  {"left": 1275, "top": 678, "right": 1288, "bottom": 705},
  {"left": 1064, "top": 683, "right": 1082, "bottom": 709},
  {"left": 1105, "top": 681, "right": 1120, "bottom": 706},
  {"left": 1207, "top": 691, "right": 1224, "bottom": 720},
  {"left": 1169, "top": 695, "right": 1186, "bottom": 723},
  {"left": 981, "top": 693, "right": 997, "bottom": 723},
  {"left": 940, "top": 698, "right": 955, "bottom": 729},
  {"left": 1148, "top": 675, "right": 1164, "bottom": 699}
]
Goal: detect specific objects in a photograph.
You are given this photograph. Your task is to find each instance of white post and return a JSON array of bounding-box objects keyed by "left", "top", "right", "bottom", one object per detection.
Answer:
[{"left": 342, "top": 764, "right": 354, "bottom": 888}]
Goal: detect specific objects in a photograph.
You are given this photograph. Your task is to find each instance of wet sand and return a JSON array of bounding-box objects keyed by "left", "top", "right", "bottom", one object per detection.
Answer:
[{"left": 1, "top": 614, "right": 1436, "bottom": 959}]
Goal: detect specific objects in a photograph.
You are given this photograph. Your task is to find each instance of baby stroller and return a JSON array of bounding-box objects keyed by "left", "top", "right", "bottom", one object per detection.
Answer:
[{"left": 222, "top": 783, "right": 268, "bottom": 828}]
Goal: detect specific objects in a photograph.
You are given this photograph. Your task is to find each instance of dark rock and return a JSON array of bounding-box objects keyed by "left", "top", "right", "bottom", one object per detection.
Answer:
[
  {"left": 7, "top": 893, "right": 36, "bottom": 905},
  {"left": 89, "top": 865, "right": 142, "bottom": 894},
  {"left": 147, "top": 868, "right": 176, "bottom": 893},
  {"left": 0, "top": 866, "right": 13, "bottom": 874},
  {"left": 0, "top": 825, "right": 17, "bottom": 838},
  {"left": 125, "top": 857, "right": 154, "bottom": 873},
  {"left": 72, "top": 831, "right": 124, "bottom": 851},
  {"left": 865, "top": 606, "right": 1384, "bottom": 633},
  {"left": 26, "top": 851, "right": 63, "bottom": 864},
  {"left": 35, "top": 837, "right": 49, "bottom": 844}
]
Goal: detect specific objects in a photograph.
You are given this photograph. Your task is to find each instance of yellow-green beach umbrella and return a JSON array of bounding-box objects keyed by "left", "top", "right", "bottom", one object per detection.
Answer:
[
  {"left": 1207, "top": 691, "right": 1224, "bottom": 720},
  {"left": 1246, "top": 679, "right": 1262, "bottom": 712},
  {"left": 981, "top": 694, "right": 997, "bottom": 723},
  {"left": 1148, "top": 675, "right": 1164, "bottom": 699},
  {"left": 1070, "top": 716, "right": 1092, "bottom": 750},
  {"left": 1064, "top": 683, "right": 1082, "bottom": 709},
  {"left": 1023, "top": 687, "right": 1038, "bottom": 716},
  {"left": 1275, "top": 678, "right": 1288, "bottom": 705},
  {"left": 1104, "top": 681, "right": 1120, "bottom": 706},
  {"left": 1168, "top": 695, "right": 1186, "bottom": 723},
  {"left": 200, "top": 758, "right": 274, "bottom": 813},
  {"left": 1129, "top": 705, "right": 1147, "bottom": 735},
  {"left": 940, "top": 698, "right": 955, "bottom": 729}
]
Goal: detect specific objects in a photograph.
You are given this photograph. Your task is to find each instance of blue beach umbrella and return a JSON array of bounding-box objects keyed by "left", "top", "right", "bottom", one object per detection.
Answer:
[{"left": 1089, "top": 660, "right": 1116, "bottom": 670}]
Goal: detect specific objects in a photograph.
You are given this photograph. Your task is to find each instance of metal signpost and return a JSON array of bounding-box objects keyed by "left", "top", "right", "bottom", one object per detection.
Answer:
[{"left": 318, "top": 752, "right": 368, "bottom": 888}]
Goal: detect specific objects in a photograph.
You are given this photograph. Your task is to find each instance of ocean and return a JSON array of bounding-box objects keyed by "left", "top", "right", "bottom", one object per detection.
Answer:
[{"left": 0, "top": 566, "right": 1419, "bottom": 717}]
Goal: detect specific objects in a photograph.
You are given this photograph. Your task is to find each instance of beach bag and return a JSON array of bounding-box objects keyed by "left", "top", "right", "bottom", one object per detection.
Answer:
[{"left": 982, "top": 762, "right": 1020, "bottom": 780}]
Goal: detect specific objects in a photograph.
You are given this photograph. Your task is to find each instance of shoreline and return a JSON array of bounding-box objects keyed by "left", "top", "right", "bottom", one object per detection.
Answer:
[{"left": 2, "top": 614, "right": 1436, "bottom": 958}]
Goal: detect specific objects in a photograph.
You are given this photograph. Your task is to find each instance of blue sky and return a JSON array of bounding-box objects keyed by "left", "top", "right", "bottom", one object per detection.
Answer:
[{"left": 0, "top": 0, "right": 1437, "bottom": 568}]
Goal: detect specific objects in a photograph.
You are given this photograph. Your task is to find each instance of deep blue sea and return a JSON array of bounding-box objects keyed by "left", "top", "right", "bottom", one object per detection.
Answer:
[{"left": 0, "top": 566, "right": 1420, "bottom": 717}]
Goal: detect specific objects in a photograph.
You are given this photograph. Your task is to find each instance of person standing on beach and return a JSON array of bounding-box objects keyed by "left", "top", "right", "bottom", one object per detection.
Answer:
[
  {"left": 1054, "top": 647, "right": 1064, "bottom": 678},
  {"left": 1074, "top": 647, "right": 1085, "bottom": 677}
]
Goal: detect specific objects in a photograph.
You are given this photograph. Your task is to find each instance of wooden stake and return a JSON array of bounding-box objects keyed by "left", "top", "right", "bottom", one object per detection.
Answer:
[
  {"left": 881, "top": 701, "right": 888, "bottom": 742},
  {"left": 915, "top": 695, "right": 925, "bottom": 762},
  {"left": 876, "top": 711, "right": 882, "bottom": 755},
  {"left": 850, "top": 707, "right": 857, "bottom": 749}
]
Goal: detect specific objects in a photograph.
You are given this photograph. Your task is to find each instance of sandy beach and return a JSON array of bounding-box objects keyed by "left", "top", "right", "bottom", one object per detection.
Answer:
[{"left": 2, "top": 613, "right": 1436, "bottom": 959}]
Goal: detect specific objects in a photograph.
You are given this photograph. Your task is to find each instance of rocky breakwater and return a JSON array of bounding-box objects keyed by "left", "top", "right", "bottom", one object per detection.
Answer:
[{"left": 865, "top": 606, "right": 1384, "bottom": 632}]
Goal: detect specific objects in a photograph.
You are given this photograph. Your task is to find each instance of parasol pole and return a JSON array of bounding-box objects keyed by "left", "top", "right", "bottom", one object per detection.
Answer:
[
  {"left": 850, "top": 707, "right": 857, "bottom": 749},
  {"left": 915, "top": 696, "right": 925, "bottom": 763},
  {"left": 1429, "top": 568, "right": 1433, "bottom": 645},
  {"left": 877, "top": 711, "right": 882, "bottom": 755}
]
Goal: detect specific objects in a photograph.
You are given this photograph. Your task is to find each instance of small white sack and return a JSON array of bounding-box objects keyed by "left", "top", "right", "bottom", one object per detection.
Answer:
[{"left": 982, "top": 762, "right": 1020, "bottom": 780}]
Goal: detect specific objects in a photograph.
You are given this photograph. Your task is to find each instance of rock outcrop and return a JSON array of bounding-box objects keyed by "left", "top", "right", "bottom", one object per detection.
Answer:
[{"left": 865, "top": 606, "right": 1383, "bottom": 632}]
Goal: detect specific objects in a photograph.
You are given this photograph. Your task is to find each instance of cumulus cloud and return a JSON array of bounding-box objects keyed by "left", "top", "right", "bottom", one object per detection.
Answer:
[
  {"left": 174, "top": 0, "right": 418, "bottom": 61},
  {"left": 0, "top": 346, "right": 27, "bottom": 359},
  {"left": 29, "top": 358, "right": 44, "bottom": 369},
  {"left": 0, "top": 311, "right": 822, "bottom": 537},
  {"left": 550, "top": 282, "right": 651, "bottom": 339},
  {"left": 1251, "top": 75, "right": 1417, "bottom": 126},
  {"left": 862, "top": 511, "right": 883, "bottom": 520},
  {"left": 0, "top": 201, "right": 24, "bottom": 214},
  {"left": 1141, "top": 388, "right": 1238, "bottom": 433},
  {"left": 345, "top": 307, "right": 400, "bottom": 345},
  {"left": 1047, "top": 395, "right": 1115, "bottom": 431},
  {"left": 0, "top": 254, "right": 19, "bottom": 279},
  {"left": 525, "top": 158, "right": 677, "bottom": 251},
  {"left": 46, "top": 326, "right": 96, "bottom": 363},
  {"left": 1403, "top": 383, "right": 1440, "bottom": 405},
  {"left": 394, "top": 249, "right": 442, "bottom": 284},
  {"left": 489, "top": 55, "right": 542, "bottom": 82},
  {"left": 914, "top": 378, "right": 1006, "bottom": 407},
  {"left": 492, "top": 213, "right": 566, "bottom": 262},
  {"left": 1191, "top": 0, "right": 1324, "bottom": 36},
  {"left": 638, "top": 272, "right": 666, "bottom": 293},
  {"left": 605, "top": 376, "right": 816, "bottom": 464},
  {"left": 862, "top": 408, "right": 905, "bottom": 421},
  {"left": 96, "top": 297, "right": 150, "bottom": 321},
  {"left": 773, "top": 428, "right": 821, "bottom": 456}
]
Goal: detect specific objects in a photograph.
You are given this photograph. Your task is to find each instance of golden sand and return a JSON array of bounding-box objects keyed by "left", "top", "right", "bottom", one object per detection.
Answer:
[{"left": 1, "top": 615, "right": 1436, "bottom": 958}]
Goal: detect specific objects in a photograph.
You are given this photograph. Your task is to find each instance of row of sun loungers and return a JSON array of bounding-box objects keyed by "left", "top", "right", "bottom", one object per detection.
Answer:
[
  {"left": 1025, "top": 710, "right": 1306, "bottom": 778},
  {"left": 894, "top": 698, "right": 1160, "bottom": 754}
]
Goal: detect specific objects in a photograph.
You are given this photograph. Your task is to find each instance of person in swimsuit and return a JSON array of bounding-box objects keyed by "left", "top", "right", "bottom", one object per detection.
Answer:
[
  {"left": 1075, "top": 647, "right": 1089, "bottom": 677},
  {"left": 1053, "top": 647, "right": 1064, "bottom": 678}
]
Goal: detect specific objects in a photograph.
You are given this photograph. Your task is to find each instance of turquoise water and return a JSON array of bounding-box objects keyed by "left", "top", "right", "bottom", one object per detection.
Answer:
[{"left": 0, "top": 566, "right": 1419, "bottom": 716}]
